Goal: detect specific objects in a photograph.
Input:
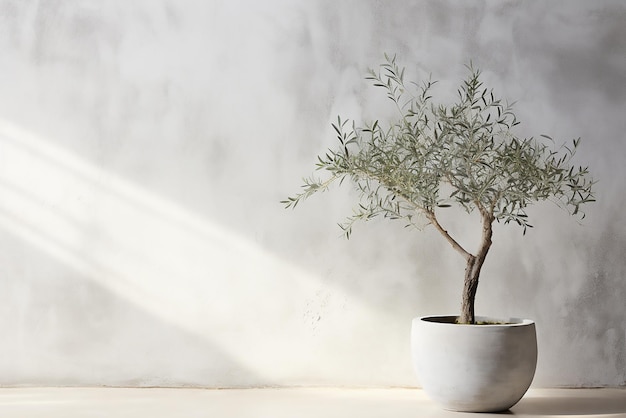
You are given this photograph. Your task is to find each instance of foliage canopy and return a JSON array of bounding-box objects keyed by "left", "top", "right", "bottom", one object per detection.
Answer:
[{"left": 283, "top": 55, "right": 595, "bottom": 240}]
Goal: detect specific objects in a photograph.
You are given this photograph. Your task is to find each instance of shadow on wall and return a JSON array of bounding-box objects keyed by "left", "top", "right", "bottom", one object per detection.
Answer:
[
  {"left": 0, "top": 118, "right": 276, "bottom": 387},
  {"left": 563, "top": 212, "right": 626, "bottom": 386},
  {"left": 0, "top": 230, "right": 261, "bottom": 387},
  {"left": 0, "top": 118, "right": 353, "bottom": 387}
]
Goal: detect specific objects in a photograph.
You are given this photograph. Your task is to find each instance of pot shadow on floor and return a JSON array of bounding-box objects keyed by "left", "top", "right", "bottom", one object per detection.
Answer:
[{"left": 509, "top": 392, "right": 626, "bottom": 416}]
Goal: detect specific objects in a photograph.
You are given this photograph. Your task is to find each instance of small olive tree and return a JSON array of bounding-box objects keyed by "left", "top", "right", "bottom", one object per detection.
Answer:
[{"left": 283, "top": 55, "right": 595, "bottom": 324}]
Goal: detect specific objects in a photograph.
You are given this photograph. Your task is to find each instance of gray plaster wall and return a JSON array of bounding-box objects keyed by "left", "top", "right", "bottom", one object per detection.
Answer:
[{"left": 0, "top": 0, "right": 624, "bottom": 387}]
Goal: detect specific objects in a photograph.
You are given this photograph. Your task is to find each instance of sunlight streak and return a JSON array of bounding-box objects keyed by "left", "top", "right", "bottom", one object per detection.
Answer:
[{"left": 0, "top": 119, "right": 393, "bottom": 383}]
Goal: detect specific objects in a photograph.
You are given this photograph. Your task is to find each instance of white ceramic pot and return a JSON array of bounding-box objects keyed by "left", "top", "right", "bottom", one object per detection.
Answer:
[{"left": 411, "top": 315, "right": 537, "bottom": 412}]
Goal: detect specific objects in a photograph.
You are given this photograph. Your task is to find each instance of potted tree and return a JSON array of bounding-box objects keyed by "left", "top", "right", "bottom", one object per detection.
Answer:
[{"left": 282, "top": 55, "right": 595, "bottom": 412}]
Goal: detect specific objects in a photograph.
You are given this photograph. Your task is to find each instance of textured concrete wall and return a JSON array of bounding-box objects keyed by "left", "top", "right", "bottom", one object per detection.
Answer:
[{"left": 0, "top": 0, "right": 624, "bottom": 387}]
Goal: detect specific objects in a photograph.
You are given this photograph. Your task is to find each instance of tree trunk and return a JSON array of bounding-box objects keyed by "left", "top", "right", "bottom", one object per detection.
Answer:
[
  {"left": 458, "top": 214, "right": 494, "bottom": 324},
  {"left": 460, "top": 256, "right": 479, "bottom": 324}
]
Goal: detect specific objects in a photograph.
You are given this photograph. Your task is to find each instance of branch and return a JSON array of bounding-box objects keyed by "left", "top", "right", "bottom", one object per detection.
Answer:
[
  {"left": 281, "top": 174, "right": 343, "bottom": 209},
  {"left": 425, "top": 210, "right": 473, "bottom": 261}
]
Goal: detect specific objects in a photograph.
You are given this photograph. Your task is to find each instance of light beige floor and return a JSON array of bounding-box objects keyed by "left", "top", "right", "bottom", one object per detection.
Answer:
[{"left": 0, "top": 387, "right": 624, "bottom": 418}]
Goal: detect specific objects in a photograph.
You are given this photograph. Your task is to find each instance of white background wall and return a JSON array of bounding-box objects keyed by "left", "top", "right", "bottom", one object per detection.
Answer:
[{"left": 0, "top": 0, "right": 624, "bottom": 388}]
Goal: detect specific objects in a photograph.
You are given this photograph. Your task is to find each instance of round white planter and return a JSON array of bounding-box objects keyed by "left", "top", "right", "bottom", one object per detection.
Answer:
[{"left": 411, "top": 315, "right": 537, "bottom": 412}]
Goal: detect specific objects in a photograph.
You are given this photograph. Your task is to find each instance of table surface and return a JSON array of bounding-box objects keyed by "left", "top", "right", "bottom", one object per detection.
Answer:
[{"left": 0, "top": 387, "right": 624, "bottom": 417}]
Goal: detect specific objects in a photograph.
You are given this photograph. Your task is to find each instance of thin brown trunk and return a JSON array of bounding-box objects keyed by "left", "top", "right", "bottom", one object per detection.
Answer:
[
  {"left": 460, "top": 256, "right": 479, "bottom": 324},
  {"left": 426, "top": 209, "right": 495, "bottom": 324},
  {"left": 458, "top": 213, "right": 494, "bottom": 324}
]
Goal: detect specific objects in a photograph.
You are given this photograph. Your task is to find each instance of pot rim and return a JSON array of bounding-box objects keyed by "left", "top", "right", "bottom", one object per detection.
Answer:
[{"left": 416, "top": 315, "right": 535, "bottom": 327}]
